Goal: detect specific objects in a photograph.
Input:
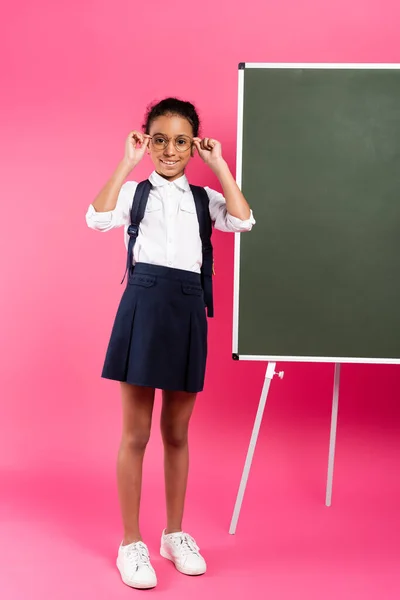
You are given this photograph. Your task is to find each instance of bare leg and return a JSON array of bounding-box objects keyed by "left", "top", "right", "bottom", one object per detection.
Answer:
[
  {"left": 117, "top": 383, "right": 155, "bottom": 545},
  {"left": 160, "top": 390, "right": 197, "bottom": 534}
]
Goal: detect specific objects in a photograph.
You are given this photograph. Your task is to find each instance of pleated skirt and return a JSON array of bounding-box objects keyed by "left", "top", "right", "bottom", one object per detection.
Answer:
[{"left": 101, "top": 263, "right": 208, "bottom": 393}]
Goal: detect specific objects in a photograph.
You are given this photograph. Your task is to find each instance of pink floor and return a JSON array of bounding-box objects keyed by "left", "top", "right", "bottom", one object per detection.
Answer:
[{"left": 2, "top": 365, "right": 400, "bottom": 600}]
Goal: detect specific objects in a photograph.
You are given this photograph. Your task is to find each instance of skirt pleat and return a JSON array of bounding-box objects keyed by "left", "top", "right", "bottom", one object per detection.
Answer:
[{"left": 101, "top": 263, "right": 208, "bottom": 393}]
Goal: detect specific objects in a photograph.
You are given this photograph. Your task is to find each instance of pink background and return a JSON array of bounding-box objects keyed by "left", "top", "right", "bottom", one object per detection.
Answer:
[{"left": 1, "top": 1, "right": 400, "bottom": 598}]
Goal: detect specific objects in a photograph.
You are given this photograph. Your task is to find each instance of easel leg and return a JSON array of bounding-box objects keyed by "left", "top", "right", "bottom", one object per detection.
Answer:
[
  {"left": 229, "top": 362, "right": 276, "bottom": 534},
  {"left": 325, "top": 363, "right": 341, "bottom": 507}
]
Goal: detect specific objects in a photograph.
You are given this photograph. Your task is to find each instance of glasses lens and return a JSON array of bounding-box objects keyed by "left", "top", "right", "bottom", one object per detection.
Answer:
[
  {"left": 152, "top": 136, "right": 167, "bottom": 149},
  {"left": 175, "top": 135, "right": 191, "bottom": 152}
]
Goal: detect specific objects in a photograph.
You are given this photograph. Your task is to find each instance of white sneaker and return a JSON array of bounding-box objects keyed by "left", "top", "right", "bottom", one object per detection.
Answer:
[
  {"left": 160, "top": 530, "right": 207, "bottom": 576},
  {"left": 117, "top": 541, "right": 157, "bottom": 589}
]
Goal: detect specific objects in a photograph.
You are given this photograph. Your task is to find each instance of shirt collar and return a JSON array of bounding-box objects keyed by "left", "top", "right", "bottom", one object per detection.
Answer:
[{"left": 149, "top": 170, "right": 190, "bottom": 192}]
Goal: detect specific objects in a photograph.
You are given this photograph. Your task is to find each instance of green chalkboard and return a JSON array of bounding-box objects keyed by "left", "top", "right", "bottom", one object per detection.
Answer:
[{"left": 233, "top": 64, "right": 400, "bottom": 363}]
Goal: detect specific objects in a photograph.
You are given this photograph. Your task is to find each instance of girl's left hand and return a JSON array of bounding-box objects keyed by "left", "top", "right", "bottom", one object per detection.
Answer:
[{"left": 193, "top": 137, "right": 223, "bottom": 168}]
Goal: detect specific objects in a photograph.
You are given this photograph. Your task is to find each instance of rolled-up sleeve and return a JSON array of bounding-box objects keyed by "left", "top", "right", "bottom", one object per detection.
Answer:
[
  {"left": 85, "top": 181, "right": 138, "bottom": 231},
  {"left": 205, "top": 187, "right": 255, "bottom": 233}
]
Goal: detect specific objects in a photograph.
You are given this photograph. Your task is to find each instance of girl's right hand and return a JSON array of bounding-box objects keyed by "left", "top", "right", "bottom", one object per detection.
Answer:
[{"left": 124, "top": 131, "right": 151, "bottom": 168}]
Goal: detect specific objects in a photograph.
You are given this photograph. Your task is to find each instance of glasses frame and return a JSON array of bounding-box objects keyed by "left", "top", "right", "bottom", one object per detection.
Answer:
[{"left": 150, "top": 134, "right": 194, "bottom": 153}]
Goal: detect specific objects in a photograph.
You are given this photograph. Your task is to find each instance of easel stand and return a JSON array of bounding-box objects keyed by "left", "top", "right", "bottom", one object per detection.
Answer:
[
  {"left": 326, "top": 363, "right": 340, "bottom": 506},
  {"left": 229, "top": 362, "right": 284, "bottom": 535},
  {"left": 229, "top": 362, "right": 341, "bottom": 534}
]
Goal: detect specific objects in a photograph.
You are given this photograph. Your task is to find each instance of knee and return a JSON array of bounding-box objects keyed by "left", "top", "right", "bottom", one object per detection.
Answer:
[
  {"left": 121, "top": 430, "right": 151, "bottom": 453},
  {"left": 161, "top": 423, "right": 188, "bottom": 449}
]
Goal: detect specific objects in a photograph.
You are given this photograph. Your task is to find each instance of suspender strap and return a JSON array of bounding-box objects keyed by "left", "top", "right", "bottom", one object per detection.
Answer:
[
  {"left": 190, "top": 184, "right": 214, "bottom": 318},
  {"left": 120, "top": 180, "right": 152, "bottom": 284}
]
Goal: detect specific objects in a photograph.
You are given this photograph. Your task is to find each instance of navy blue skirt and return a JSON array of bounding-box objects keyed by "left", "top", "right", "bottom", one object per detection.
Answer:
[{"left": 102, "top": 263, "right": 208, "bottom": 393}]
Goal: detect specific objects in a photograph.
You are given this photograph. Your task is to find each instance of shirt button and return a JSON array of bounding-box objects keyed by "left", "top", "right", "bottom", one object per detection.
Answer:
[{"left": 168, "top": 261, "right": 173, "bottom": 266}]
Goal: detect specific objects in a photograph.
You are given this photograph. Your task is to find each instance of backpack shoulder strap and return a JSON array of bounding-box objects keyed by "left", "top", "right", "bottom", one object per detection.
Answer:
[
  {"left": 190, "top": 184, "right": 214, "bottom": 318},
  {"left": 190, "top": 184, "right": 212, "bottom": 239},
  {"left": 121, "top": 180, "right": 152, "bottom": 284},
  {"left": 129, "top": 179, "right": 152, "bottom": 230}
]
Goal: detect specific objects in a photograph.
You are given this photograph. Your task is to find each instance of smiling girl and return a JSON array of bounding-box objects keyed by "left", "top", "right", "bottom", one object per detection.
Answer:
[{"left": 86, "top": 98, "right": 254, "bottom": 589}]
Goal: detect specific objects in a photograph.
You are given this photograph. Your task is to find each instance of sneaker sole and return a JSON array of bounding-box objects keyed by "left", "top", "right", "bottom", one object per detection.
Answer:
[
  {"left": 116, "top": 559, "right": 157, "bottom": 589},
  {"left": 160, "top": 547, "right": 207, "bottom": 576}
]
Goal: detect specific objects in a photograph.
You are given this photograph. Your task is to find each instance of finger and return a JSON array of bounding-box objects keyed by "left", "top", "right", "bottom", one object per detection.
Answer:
[
  {"left": 192, "top": 139, "right": 201, "bottom": 151},
  {"left": 134, "top": 132, "right": 150, "bottom": 150},
  {"left": 193, "top": 142, "right": 201, "bottom": 156},
  {"left": 131, "top": 131, "right": 144, "bottom": 146}
]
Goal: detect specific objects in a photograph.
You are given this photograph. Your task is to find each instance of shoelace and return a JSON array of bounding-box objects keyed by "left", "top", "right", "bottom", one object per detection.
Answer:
[
  {"left": 173, "top": 533, "right": 200, "bottom": 556},
  {"left": 126, "top": 542, "right": 151, "bottom": 570}
]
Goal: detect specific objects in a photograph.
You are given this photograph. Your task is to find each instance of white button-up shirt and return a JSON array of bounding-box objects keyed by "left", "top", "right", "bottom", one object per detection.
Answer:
[{"left": 86, "top": 170, "right": 255, "bottom": 273}]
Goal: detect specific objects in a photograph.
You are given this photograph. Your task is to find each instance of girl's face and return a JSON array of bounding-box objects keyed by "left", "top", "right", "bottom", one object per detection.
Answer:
[{"left": 148, "top": 114, "right": 194, "bottom": 181}]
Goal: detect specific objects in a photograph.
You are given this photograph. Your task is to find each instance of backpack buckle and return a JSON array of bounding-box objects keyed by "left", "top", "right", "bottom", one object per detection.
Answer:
[{"left": 127, "top": 224, "right": 139, "bottom": 237}]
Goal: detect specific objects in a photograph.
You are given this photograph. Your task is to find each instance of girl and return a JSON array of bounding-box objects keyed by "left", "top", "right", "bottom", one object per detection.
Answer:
[{"left": 86, "top": 98, "right": 254, "bottom": 590}]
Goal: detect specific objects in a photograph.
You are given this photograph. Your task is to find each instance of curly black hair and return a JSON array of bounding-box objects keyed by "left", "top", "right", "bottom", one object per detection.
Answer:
[{"left": 143, "top": 97, "right": 200, "bottom": 137}]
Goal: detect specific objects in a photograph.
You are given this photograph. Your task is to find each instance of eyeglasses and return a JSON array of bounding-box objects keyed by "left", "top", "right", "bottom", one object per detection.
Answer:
[{"left": 150, "top": 134, "right": 193, "bottom": 152}]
